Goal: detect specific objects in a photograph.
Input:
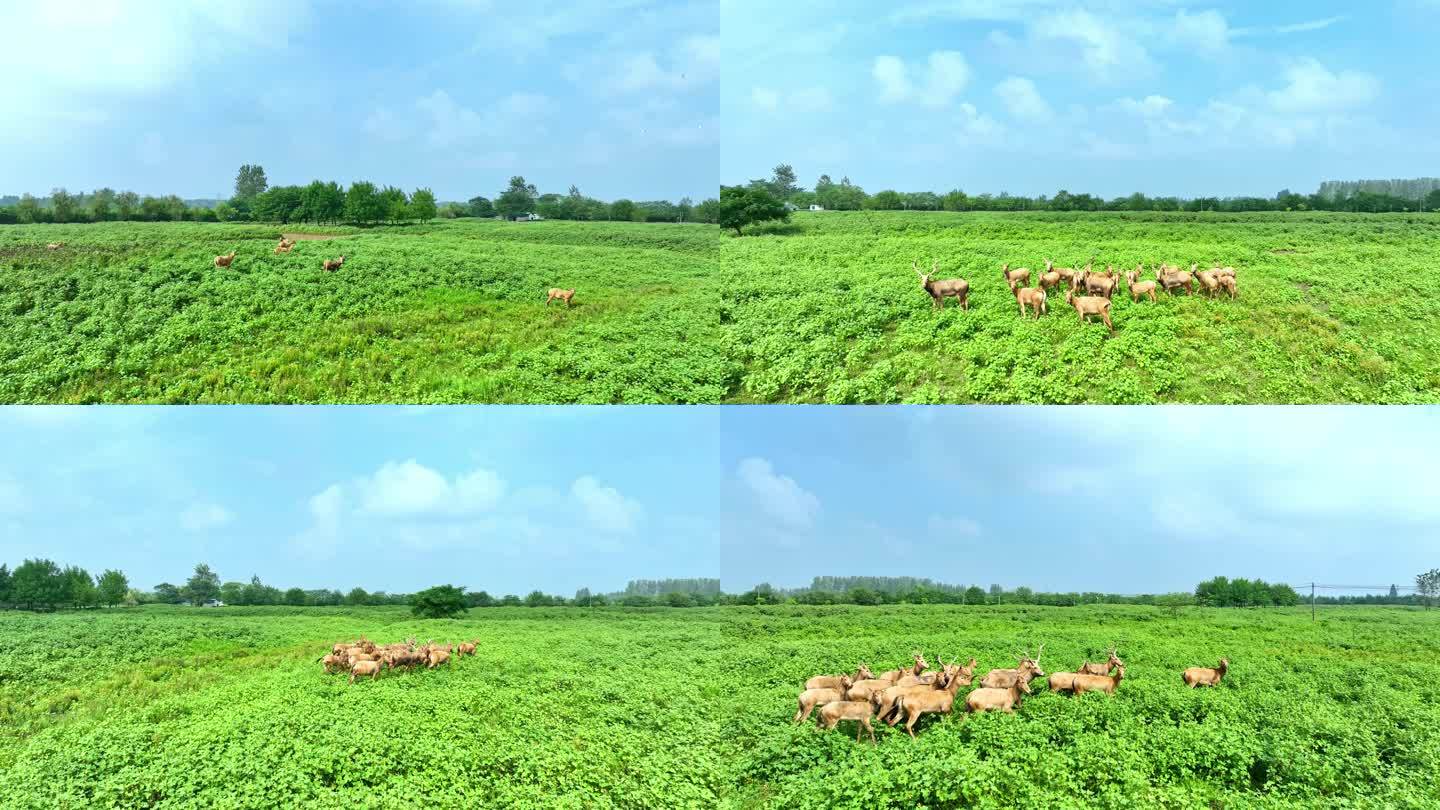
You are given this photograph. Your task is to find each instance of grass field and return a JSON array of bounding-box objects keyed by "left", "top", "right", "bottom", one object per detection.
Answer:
[
  {"left": 0, "top": 606, "right": 730, "bottom": 808},
  {"left": 721, "top": 211, "right": 1440, "bottom": 403},
  {"left": 727, "top": 604, "right": 1440, "bottom": 809},
  {"left": 0, "top": 219, "right": 728, "bottom": 404}
]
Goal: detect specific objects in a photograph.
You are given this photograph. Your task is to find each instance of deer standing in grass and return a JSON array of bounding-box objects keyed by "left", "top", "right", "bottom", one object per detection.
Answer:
[
  {"left": 1183, "top": 658, "right": 1229, "bottom": 688},
  {"left": 1011, "top": 279, "right": 1047, "bottom": 318},
  {"left": 1079, "top": 646, "right": 1122, "bottom": 676},
  {"left": 795, "top": 676, "right": 853, "bottom": 723},
  {"left": 546, "top": 287, "right": 576, "bottom": 307},
  {"left": 818, "top": 700, "right": 878, "bottom": 744},
  {"left": 1065, "top": 290, "right": 1114, "bottom": 334},
  {"left": 322, "top": 255, "right": 346, "bottom": 272},
  {"left": 915, "top": 261, "right": 969, "bottom": 310},
  {"left": 894, "top": 669, "right": 967, "bottom": 739},
  {"left": 214, "top": 250, "right": 237, "bottom": 268}
]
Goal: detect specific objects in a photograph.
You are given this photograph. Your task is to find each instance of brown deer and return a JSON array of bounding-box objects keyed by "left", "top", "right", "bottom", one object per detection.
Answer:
[
  {"left": 1079, "top": 646, "right": 1122, "bottom": 676},
  {"left": 1011, "top": 280, "right": 1047, "bottom": 318},
  {"left": 965, "top": 676, "right": 1032, "bottom": 713},
  {"left": 1125, "top": 275, "right": 1158, "bottom": 303},
  {"left": 795, "top": 676, "right": 853, "bottom": 723},
  {"left": 1194, "top": 264, "right": 1221, "bottom": 298},
  {"left": 349, "top": 659, "right": 382, "bottom": 684},
  {"left": 1045, "top": 259, "right": 1077, "bottom": 288},
  {"left": 894, "top": 669, "right": 968, "bottom": 739},
  {"left": 1065, "top": 290, "right": 1114, "bottom": 334},
  {"left": 1157, "top": 265, "right": 1194, "bottom": 295},
  {"left": 1083, "top": 270, "right": 1116, "bottom": 299},
  {"left": 274, "top": 238, "right": 295, "bottom": 255},
  {"left": 1218, "top": 274, "right": 1237, "bottom": 299},
  {"left": 874, "top": 665, "right": 958, "bottom": 725},
  {"left": 915, "top": 261, "right": 969, "bottom": 310},
  {"left": 1038, "top": 268, "right": 1062, "bottom": 292},
  {"left": 1052, "top": 663, "right": 1125, "bottom": 695},
  {"left": 322, "top": 255, "right": 346, "bottom": 272},
  {"left": 878, "top": 652, "right": 929, "bottom": 683},
  {"left": 1182, "top": 658, "right": 1229, "bottom": 688},
  {"left": 546, "top": 287, "right": 576, "bottom": 307},
  {"left": 806, "top": 663, "right": 875, "bottom": 691},
  {"left": 979, "top": 647, "right": 1045, "bottom": 689},
  {"left": 214, "top": 250, "right": 237, "bottom": 268},
  {"left": 46, "top": 242, "right": 64, "bottom": 250},
  {"left": 1002, "top": 262, "right": 1031, "bottom": 287},
  {"left": 817, "top": 700, "right": 878, "bottom": 744}
]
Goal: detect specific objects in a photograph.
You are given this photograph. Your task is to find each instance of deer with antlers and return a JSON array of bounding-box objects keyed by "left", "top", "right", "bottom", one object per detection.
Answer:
[
  {"left": 979, "top": 646, "right": 1046, "bottom": 689},
  {"left": 914, "top": 261, "right": 969, "bottom": 310},
  {"left": 1079, "top": 646, "right": 1122, "bottom": 676}
]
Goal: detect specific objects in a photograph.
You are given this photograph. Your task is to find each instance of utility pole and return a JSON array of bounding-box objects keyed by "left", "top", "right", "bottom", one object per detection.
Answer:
[{"left": 1311, "top": 582, "right": 1316, "bottom": 622}]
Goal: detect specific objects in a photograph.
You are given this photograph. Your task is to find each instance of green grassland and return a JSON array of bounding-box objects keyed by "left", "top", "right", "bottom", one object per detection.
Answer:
[
  {"left": 0, "top": 219, "right": 728, "bottom": 403},
  {"left": 727, "top": 604, "right": 1440, "bottom": 809},
  {"left": 0, "top": 606, "right": 730, "bottom": 808},
  {"left": 721, "top": 211, "right": 1440, "bottom": 403}
]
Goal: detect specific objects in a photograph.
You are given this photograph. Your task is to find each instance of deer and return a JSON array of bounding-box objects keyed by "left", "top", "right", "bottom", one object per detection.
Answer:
[
  {"left": 1011, "top": 279, "right": 1047, "bottom": 318},
  {"left": 1051, "top": 663, "right": 1125, "bottom": 695},
  {"left": 965, "top": 676, "right": 1032, "bottom": 714},
  {"left": 1083, "top": 269, "right": 1116, "bottom": 299},
  {"left": 873, "top": 665, "right": 959, "bottom": 725},
  {"left": 915, "top": 261, "right": 969, "bottom": 310},
  {"left": 1218, "top": 274, "right": 1237, "bottom": 299},
  {"left": 274, "top": 238, "right": 295, "bottom": 255},
  {"left": 894, "top": 669, "right": 968, "bottom": 739},
  {"left": 1037, "top": 268, "right": 1062, "bottom": 292},
  {"left": 1079, "top": 646, "right": 1122, "bottom": 676},
  {"left": 546, "top": 287, "right": 576, "bottom": 307},
  {"left": 214, "top": 250, "right": 237, "bottom": 268},
  {"left": 817, "top": 700, "right": 878, "bottom": 744},
  {"left": 979, "top": 647, "right": 1045, "bottom": 689},
  {"left": 1157, "top": 265, "right": 1194, "bottom": 295},
  {"left": 1183, "top": 658, "right": 1229, "bottom": 688},
  {"left": 806, "top": 664, "right": 874, "bottom": 691},
  {"left": 1065, "top": 290, "right": 1114, "bottom": 334},
  {"left": 349, "top": 659, "right": 382, "bottom": 684},
  {"left": 1045, "top": 259, "right": 1077, "bottom": 288},
  {"left": 1194, "top": 264, "right": 1221, "bottom": 298},
  {"left": 46, "top": 242, "right": 64, "bottom": 250},
  {"left": 1125, "top": 274, "right": 1158, "bottom": 303},
  {"left": 795, "top": 676, "right": 853, "bottom": 723},
  {"left": 1002, "top": 262, "right": 1031, "bottom": 287},
  {"left": 322, "top": 255, "right": 346, "bottom": 272},
  {"left": 1211, "top": 265, "right": 1236, "bottom": 279},
  {"left": 878, "top": 652, "right": 929, "bottom": 683}
]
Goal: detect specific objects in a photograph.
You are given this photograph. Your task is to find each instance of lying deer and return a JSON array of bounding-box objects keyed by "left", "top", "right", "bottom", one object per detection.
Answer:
[
  {"left": 46, "top": 242, "right": 64, "bottom": 250},
  {"left": 546, "top": 287, "right": 576, "bottom": 307},
  {"left": 322, "top": 255, "right": 346, "bottom": 272},
  {"left": 1011, "top": 279, "right": 1047, "bottom": 318},
  {"left": 915, "top": 261, "right": 969, "bottom": 310},
  {"left": 818, "top": 700, "right": 878, "bottom": 744},
  {"left": 214, "top": 251, "right": 237, "bottom": 268},
  {"left": 1182, "top": 657, "right": 1229, "bottom": 688},
  {"left": 1065, "top": 290, "right": 1114, "bottom": 334}
]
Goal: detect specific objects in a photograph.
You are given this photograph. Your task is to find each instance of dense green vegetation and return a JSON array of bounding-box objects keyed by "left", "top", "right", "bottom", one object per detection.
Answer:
[
  {"left": 722, "top": 211, "right": 1440, "bottom": 403},
  {"left": 0, "top": 606, "right": 729, "bottom": 808},
  {"left": 728, "top": 604, "right": 1440, "bottom": 809},
  {"left": 0, "top": 219, "right": 728, "bottom": 403}
]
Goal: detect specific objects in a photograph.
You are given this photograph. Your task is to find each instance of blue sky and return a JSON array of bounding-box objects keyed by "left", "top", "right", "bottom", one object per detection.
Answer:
[
  {"left": 0, "top": 407, "right": 720, "bottom": 596},
  {"left": 0, "top": 1, "right": 717, "bottom": 202},
  {"left": 719, "top": 407, "right": 1440, "bottom": 594},
  {"left": 3, "top": 406, "right": 1436, "bottom": 596},
  {"left": 722, "top": 0, "right": 1440, "bottom": 198}
]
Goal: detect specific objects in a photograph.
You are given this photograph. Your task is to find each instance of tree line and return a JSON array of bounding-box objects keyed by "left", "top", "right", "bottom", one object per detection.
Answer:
[
  {"left": 737, "top": 164, "right": 1440, "bottom": 217},
  {"left": 0, "top": 164, "right": 720, "bottom": 226}
]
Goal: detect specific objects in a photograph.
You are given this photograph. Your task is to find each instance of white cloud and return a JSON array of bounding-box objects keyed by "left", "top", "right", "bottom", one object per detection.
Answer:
[
  {"left": 873, "top": 51, "right": 971, "bottom": 108},
  {"left": 180, "top": 502, "right": 233, "bottom": 532},
  {"left": 737, "top": 457, "right": 821, "bottom": 531},
  {"left": 994, "top": 77, "right": 1051, "bottom": 121},
  {"left": 1267, "top": 58, "right": 1380, "bottom": 113},
  {"left": 750, "top": 86, "right": 831, "bottom": 113},
  {"left": 1172, "top": 9, "right": 1230, "bottom": 55},
  {"left": 1274, "top": 16, "right": 1346, "bottom": 34},
  {"left": 751, "top": 87, "right": 780, "bottom": 110},
  {"left": 293, "top": 484, "right": 344, "bottom": 559},
  {"left": 356, "top": 460, "right": 506, "bottom": 517},
  {"left": 411, "top": 89, "right": 551, "bottom": 147},
  {"left": 1031, "top": 10, "right": 1146, "bottom": 81},
  {"left": 956, "top": 103, "right": 1005, "bottom": 145},
  {"left": 571, "top": 476, "right": 643, "bottom": 533},
  {"left": 1113, "top": 95, "right": 1174, "bottom": 118}
]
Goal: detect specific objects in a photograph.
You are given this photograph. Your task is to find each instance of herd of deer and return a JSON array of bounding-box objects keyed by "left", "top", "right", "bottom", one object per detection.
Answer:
[
  {"left": 319, "top": 636, "right": 478, "bottom": 684},
  {"left": 914, "top": 258, "right": 1239, "bottom": 334},
  {"left": 796, "top": 647, "right": 1231, "bottom": 743}
]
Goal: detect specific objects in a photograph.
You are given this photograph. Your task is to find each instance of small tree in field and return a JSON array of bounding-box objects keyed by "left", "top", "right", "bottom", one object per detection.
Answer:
[
  {"left": 718, "top": 185, "right": 789, "bottom": 236},
  {"left": 97, "top": 569, "right": 129, "bottom": 607},
  {"left": 1418, "top": 569, "right": 1440, "bottom": 609},
  {"left": 1155, "top": 592, "right": 1196, "bottom": 618},
  {"left": 410, "top": 188, "right": 437, "bottom": 222},
  {"left": 412, "top": 584, "right": 468, "bottom": 619}
]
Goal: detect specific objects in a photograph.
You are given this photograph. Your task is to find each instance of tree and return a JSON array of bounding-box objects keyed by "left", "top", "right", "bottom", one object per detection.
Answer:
[
  {"left": 219, "top": 581, "right": 245, "bottom": 605},
  {"left": 609, "top": 199, "right": 637, "bottom": 222},
  {"left": 234, "top": 164, "right": 269, "bottom": 201},
  {"left": 410, "top": 188, "right": 437, "bottom": 222},
  {"left": 50, "top": 188, "right": 78, "bottom": 222},
  {"left": 500, "top": 594, "right": 522, "bottom": 607},
  {"left": 378, "top": 185, "right": 410, "bottom": 223},
  {"left": 496, "top": 176, "right": 538, "bottom": 219},
  {"left": 676, "top": 196, "right": 693, "bottom": 223},
  {"left": 867, "top": 190, "right": 905, "bottom": 210},
  {"left": 0, "top": 563, "right": 10, "bottom": 606},
  {"left": 718, "top": 185, "right": 789, "bottom": 236},
  {"left": 768, "top": 164, "right": 800, "bottom": 200},
  {"left": 412, "top": 584, "right": 468, "bottom": 619},
  {"left": 467, "top": 196, "right": 495, "bottom": 218},
  {"left": 1426, "top": 189, "right": 1440, "bottom": 213},
  {"left": 153, "top": 582, "right": 182, "bottom": 604},
  {"left": 963, "top": 585, "right": 986, "bottom": 605},
  {"left": 90, "top": 187, "right": 116, "bottom": 221},
  {"left": 847, "top": 587, "right": 882, "bottom": 606},
  {"left": 1154, "top": 592, "right": 1195, "bottom": 617},
  {"left": 344, "top": 182, "right": 383, "bottom": 224},
  {"left": 11, "top": 559, "right": 65, "bottom": 610},
  {"left": 284, "top": 587, "right": 307, "bottom": 606},
  {"left": 574, "top": 587, "right": 592, "bottom": 607},
  {"left": 97, "top": 569, "right": 129, "bottom": 607},
  {"left": 664, "top": 591, "right": 693, "bottom": 608},
  {"left": 1417, "top": 569, "right": 1440, "bottom": 609},
  {"left": 184, "top": 564, "right": 220, "bottom": 605},
  {"left": 524, "top": 590, "right": 554, "bottom": 607},
  {"left": 694, "top": 197, "right": 720, "bottom": 223},
  {"left": 16, "top": 193, "right": 40, "bottom": 224},
  {"left": 467, "top": 590, "right": 495, "bottom": 608},
  {"left": 115, "top": 191, "right": 139, "bottom": 220}
]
